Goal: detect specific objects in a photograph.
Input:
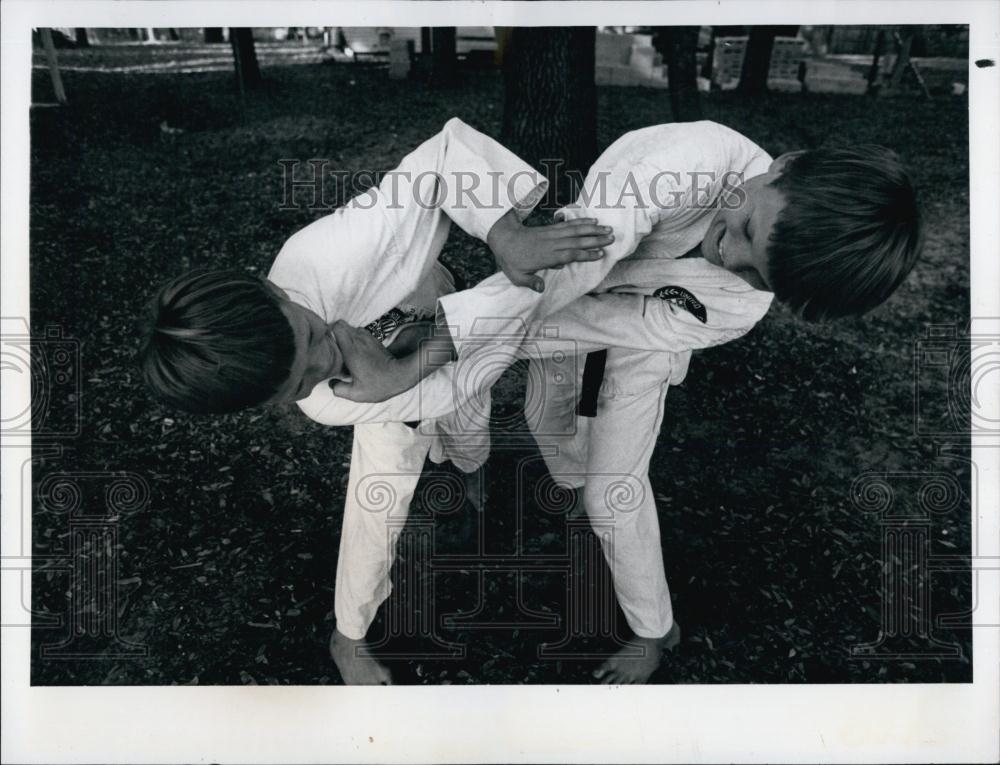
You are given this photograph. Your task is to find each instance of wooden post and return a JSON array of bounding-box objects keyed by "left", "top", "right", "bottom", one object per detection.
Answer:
[
  {"left": 493, "top": 26, "right": 513, "bottom": 66},
  {"left": 888, "top": 30, "right": 913, "bottom": 90},
  {"left": 39, "top": 29, "right": 67, "bottom": 105},
  {"left": 891, "top": 30, "right": 931, "bottom": 99},
  {"left": 866, "top": 29, "right": 886, "bottom": 95}
]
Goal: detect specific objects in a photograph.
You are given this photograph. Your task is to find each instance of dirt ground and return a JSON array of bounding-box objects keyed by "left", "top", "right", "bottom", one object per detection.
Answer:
[{"left": 27, "top": 55, "right": 972, "bottom": 684}]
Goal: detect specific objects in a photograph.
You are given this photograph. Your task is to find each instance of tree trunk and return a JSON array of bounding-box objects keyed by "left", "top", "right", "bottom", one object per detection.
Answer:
[
  {"left": 430, "top": 27, "right": 457, "bottom": 85},
  {"left": 738, "top": 25, "right": 799, "bottom": 95},
  {"left": 501, "top": 27, "right": 597, "bottom": 207},
  {"left": 74, "top": 28, "right": 90, "bottom": 47},
  {"left": 230, "top": 28, "right": 263, "bottom": 92},
  {"left": 204, "top": 28, "right": 224, "bottom": 43},
  {"left": 655, "top": 27, "right": 703, "bottom": 121}
]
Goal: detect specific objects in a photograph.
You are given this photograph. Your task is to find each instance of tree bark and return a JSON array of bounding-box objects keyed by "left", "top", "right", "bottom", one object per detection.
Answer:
[
  {"left": 738, "top": 25, "right": 799, "bottom": 96},
  {"left": 430, "top": 27, "right": 457, "bottom": 85},
  {"left": 501, "top": 27, "right": 597, "bottom": 207},
  {"left": 654, "top": 27, "right": 703, "bottom": 121},
  {"left": 230, "top": 28, "right": 263, "bottom": 92},
  {"left": 74, "top": 28, "right": 90, "bottom": 47}
]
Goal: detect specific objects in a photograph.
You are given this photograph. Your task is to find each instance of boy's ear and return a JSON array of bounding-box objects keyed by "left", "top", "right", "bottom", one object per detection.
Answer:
[{"left": 770, "top": 150, "right": 806, "bottom": 175}]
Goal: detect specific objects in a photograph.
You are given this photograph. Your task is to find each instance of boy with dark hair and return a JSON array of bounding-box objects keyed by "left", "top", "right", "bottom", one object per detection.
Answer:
[
  {"left": 141, "top": 269, "right": 295, "bottom": 414},
  {"left": 144, "top": 119, "right": 921, "bottom": 684},
  {"left": 766, "top": 145, "right": 922, "bottom": 321},
  {"left": 140, "top": 118, "right": 617, "bottom": 684},
  {"left": 335, "top": 121, "right": 922, "bottom": 684}
]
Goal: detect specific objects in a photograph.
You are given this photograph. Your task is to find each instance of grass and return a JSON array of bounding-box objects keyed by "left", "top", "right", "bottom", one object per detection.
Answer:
[{"left": 28, "top": 55, "right": 971, "bottom": 684}]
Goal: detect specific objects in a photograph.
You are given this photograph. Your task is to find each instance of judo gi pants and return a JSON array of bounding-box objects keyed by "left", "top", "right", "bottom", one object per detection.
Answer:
[
  {"left": 334, "top": 420, "right": 433, "bottom": 640},
  {"left": 524, "top": 353, "right": 676, "bottom": 639}
]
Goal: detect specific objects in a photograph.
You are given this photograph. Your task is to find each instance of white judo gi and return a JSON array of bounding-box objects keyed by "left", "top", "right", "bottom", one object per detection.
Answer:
[
  {"left": 436, "top": 121, "right": 777, "bottom": 639},
  {"left": 269, "top": 118, "right": 776, "bottom": 642},
  {"left": 526, "top": 260, "right": 772, "bottom": 638},
  {"left": 266, "top": 118, "right": 730, "bottom": 641},
  {"left": 267, "top": 117, "right": 549, "bottom": 639}
]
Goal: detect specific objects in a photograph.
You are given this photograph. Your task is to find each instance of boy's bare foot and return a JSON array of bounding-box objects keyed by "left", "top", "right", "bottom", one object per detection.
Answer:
[
  {"left": 592, "top": 621, "right": 681, "bottom": 684},
  {"left": 329, "top": 628, "right": 392, "bottom": 685}
]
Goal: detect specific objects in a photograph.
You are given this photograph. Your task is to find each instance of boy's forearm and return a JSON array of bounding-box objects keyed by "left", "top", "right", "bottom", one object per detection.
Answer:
[
  {"left": 437, "top": 161, "right": 661, "bottom": 361},
  {"left": 389, "top": 327, "right": 456, "bottom": 397}
]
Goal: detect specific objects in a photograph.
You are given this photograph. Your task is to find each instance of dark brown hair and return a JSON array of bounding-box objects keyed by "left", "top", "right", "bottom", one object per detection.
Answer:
[
  {"left": 767, "top": 145, "right": 923, "bottom": 321},
  {"left": 138, "top": 269, "right": 295, "bottom": 414}
]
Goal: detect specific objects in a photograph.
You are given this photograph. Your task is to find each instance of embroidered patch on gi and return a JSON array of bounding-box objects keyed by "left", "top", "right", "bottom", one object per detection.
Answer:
[
  {"left": 364, "top": 306, "right": 418, "bottom": 341},
  {"left": 652, "top": 286, "right": 707, "bottom": 324}
]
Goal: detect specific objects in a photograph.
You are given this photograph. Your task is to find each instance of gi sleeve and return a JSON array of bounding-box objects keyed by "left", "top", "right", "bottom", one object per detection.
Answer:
[
  {"left": 540, "top": 289, "right": 771, "bottom": 354},
  {"left": 375, "top": 117, "right": 548, "bottom": 292},
  {"left": 436, "top": 157, "right": 670, "bottom": 354},
  {"left": 436, "top": 121, "right": 774, "bottom": 354},
  {"left": 296, "top": 366, "right": 465, "bottom": 426}
]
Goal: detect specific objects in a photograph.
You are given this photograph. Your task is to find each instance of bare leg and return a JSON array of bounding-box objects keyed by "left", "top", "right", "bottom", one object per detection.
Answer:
[
  {"left": 329, "top": 628, "right": 393, "bottom": 685},
  {"left": 592, "top": 621, "right": 681, "bottom": 684}
]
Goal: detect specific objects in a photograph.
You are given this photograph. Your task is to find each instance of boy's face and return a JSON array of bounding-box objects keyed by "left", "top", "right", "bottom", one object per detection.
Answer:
[
  {"left": 699, "top": 153, "right": 796, "bottom": 293},
  {"left": 266, "top": 284, "right": 348, "bottom": 404}
]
